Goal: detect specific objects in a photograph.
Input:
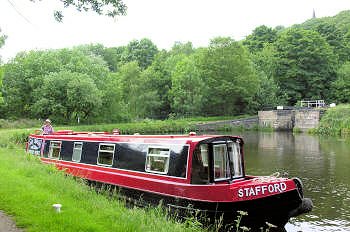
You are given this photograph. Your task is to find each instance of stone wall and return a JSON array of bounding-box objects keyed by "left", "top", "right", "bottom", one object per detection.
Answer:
[
  {"left": 294, "top": 110, "right": 322, "bottom": 131},
  {"left": 194, "top": 109, "right": 324, "bottom": 132},
  {"left": 258, "top": 110, "right": 294, "bottom": 130},
  {"left": 258, "top": 109, "right": 325, "bottom": 131}
]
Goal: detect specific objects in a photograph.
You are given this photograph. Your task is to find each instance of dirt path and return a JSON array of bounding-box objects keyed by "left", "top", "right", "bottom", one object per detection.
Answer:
[
  {"left": 0, "top": 211, "right": 23, "bottom": 232},
  {"left": 196, "top": 117, "right": 258, "bottom": 131}
]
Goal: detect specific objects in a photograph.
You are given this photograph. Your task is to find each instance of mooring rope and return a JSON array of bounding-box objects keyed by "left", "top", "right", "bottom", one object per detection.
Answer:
[{"left": 252, "top": 172, "right": 281, "bottom": 183}]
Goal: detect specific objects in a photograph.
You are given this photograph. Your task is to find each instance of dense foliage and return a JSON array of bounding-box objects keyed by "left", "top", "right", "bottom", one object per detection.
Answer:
[
  {"left": 1, "top": 10, "right": 350, "bottom": 123},
  {"left": 29, "top": 0, "right": 127, "bottom": 22},
  {"left": 197, "top": 37, "right": 259, "bottom": 115},
  {"left": 314, "top": 104, "right": 350, "bottom": 135},
  {"left": 330, "top": 62, "right": 350, "bottom": 103},
  {"left": 273, "top": 28, "right": 337, "bottom": 104}
]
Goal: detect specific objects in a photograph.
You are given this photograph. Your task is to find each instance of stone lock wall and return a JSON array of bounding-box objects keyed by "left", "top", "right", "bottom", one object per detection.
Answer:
[
  {"left": 258, "top": 110, "right": 294, "bottom": 130},
  {"left": 258, "top": 109, "right": 324, "bottom": 131},
  {"left": 294, "top": 110, "right": 322, "bottom": 130}
]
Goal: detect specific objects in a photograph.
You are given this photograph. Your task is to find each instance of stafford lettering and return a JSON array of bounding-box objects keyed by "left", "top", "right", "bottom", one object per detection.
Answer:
[{"left": 238, "top": 182, "right": 287, "bottom": 198}]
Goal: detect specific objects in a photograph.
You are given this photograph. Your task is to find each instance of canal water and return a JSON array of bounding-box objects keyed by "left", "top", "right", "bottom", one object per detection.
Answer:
[{"left": 220, "top": 131, "right": 350, "bottom": 232}]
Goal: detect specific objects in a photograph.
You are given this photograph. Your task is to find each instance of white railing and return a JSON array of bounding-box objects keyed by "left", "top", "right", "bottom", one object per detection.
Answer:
[{"left": 300, "top": 100, "right": 325, "bottom": 108}]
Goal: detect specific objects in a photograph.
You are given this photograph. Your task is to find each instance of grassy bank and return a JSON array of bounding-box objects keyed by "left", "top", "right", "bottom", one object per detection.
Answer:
[
  {"left": 0, "top": 115, "right": 251, "bottom": 133},
  {"left": 0, "top": 138, "right": 202, "bottom": 232},
  {"left": 0, "top": 119, "right": 41, "bottom": 129},
  {"left": 64, "top": 115, "right": 253, "bottom": 134},
  {"left": 312, "top": 104, "right": 350, "bottom": 136},
  {"left": 1, "top": 115, "right": 256, "bottom": 148}
]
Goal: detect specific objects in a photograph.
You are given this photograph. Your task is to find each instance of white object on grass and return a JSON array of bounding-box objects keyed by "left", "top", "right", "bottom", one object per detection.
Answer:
[{"left": 52, "top": 204, "right": 62, "bottom": 213}]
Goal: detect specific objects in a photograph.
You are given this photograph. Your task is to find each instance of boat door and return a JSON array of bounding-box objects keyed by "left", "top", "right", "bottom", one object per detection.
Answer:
[{"left": 191, "top": 138, "right": 244, "bottom": 184}]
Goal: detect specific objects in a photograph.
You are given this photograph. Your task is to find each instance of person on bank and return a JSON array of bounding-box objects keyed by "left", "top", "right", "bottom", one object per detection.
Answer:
[{"left": 41, "top": 119, "right": 54, "bottom": 135}]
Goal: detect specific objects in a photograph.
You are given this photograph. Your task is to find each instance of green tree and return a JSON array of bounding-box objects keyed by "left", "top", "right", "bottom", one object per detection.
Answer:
[
  {"left": 170, "top": 42, "right": 195, "bottom": 56},
  {"left": 273, "top": 28, "right": 337, "bottom": 104},
  {"left": 2, "top": 48, "right": 109, "bottom": 118},
  {"left": 298, "top": 10, "right": 350, "bottom": 64},
  {"left": 102, "top": 46, "right": 125, "bottom": 72},
  {"left": 250, "top": 44, "right": 278, "bottom": 81},
  {"left": 243, "top": 25, "right": 278, "bottom": 53},
  {"left": 32, "top": 71, "right": 71, "bottom": 121},
  {"left": 67, "top": 76, "right": 102, "bottom": 121},
  {"left": 299, "top": 20, "right": 350, "bottom": 64},
  {"left": 2, "top": 51, "right": 61, "bottom": 117},
  {"left": 117, "top": 62, "right": 159, "bottom": 119},
  {"left": 118, "top": 62, "right": 141, "bottom": 118},
  {"left": 330, "top": 62, "right": 350, "bottom": 103},
  {"left": 32, "top": 71, "right": 102, "bottom": 122},
  {"left": 142, "top": 47, "right": 196, "bottom": 119},
  {"left": 64, "top": 44, "right": 127, "bottom": 72},
  {"left": 137, "top": 73, "right": 162, "bottom": 119},
  {"left": 142, "top": 51, "right": 173, "bottom": 119},
  {"left": 249, "top": 44, "right": 286, "bottom": 109},
  {"left": 313, "top": 22, "right": 350, "bottom": 64},
  {"left": 197, "top": 37, "right": 259, "bottom": 115},
  {"left": 169, "top": 56, "right": 204, "bottom": 116},
  {"left": 253, "top": 72, "right": 284, "bottom": 110},
  {"left": 75, "top": 44, "right": 106, "bottom": 57},
  {"left": 99, "top": 73, "right": 129, "bottom": 122},
  {"left": 122, "top": 38, "right": 158, "bottom": 69}
]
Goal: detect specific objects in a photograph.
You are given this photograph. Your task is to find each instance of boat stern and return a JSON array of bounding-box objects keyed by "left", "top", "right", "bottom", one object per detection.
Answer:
[{"left": 226, "top": 176, "right": 313, "bottom": 229}]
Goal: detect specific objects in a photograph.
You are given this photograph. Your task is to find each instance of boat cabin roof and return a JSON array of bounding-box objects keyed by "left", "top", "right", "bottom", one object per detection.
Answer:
[{"left": 31, "top": 130, "right": 243, "bottom": 146}]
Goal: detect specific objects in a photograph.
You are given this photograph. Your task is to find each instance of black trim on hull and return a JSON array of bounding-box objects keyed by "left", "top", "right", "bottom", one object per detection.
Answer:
[{"left": 88, "top": 181, "right": 311, "bottom": 231}]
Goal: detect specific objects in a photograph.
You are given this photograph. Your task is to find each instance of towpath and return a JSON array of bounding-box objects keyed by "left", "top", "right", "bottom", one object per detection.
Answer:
[
  {"left": 195, "top": 117, "right": 258, "bottom": 131},
  {"left": 0, "top": 211, "right": 23, "bottom": 232}
]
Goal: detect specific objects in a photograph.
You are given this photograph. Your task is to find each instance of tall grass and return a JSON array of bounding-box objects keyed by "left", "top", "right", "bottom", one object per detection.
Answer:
[
  {"left": 313, "top": 104, "right": 350, "bottom": 136},
  {"left": 0, "top": 145, "right": 202, "bottom": 232},
  {"left": 0, "top": 119, "right": 41, "bottom": 129},
  {"left": 59, "top": 116, "right": 254, "bottom": 134}
]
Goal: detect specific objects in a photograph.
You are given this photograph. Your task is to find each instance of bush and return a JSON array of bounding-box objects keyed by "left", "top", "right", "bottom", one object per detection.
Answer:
[
  {"left": 10, "top": 132, "right": 29, "bottom": 145},
  {"left": 314, "top": 104, "right": 350, "bottom": 135}
]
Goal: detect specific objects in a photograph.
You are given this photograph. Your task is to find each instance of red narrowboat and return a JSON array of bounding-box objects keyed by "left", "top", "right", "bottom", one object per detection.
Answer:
[{"left": 26, "top": 130, "right": 312, "bottom": 230}]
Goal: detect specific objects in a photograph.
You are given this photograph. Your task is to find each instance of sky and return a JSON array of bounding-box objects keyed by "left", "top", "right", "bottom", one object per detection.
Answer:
[{"left": 1, "top": 0, "right": 350, "bottom": 61}]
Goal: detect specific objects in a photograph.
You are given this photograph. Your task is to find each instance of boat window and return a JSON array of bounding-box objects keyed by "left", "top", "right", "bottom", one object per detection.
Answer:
[
  {"left": 145, "top": 147, "right": 170, "bottom": 174},
  {"left": 49, "top": 141, "right": 62, "bottom": 159},
  {"left": 72, "top": 142, "right": 83, "bottom": 162},
  {"left": 97, "top": 143, "right": 115, "bottom": 166},
  {"left": 228, "top": 141, "right": 243, "bottom": 177},
  {"left": 200, "top": 144, "right": 209, "bottom": 167},
  {"left": 213, "top": 144, "right": 230, "bottom": 180},
  {"left": 191, "top": 144, "right": 209, "bottom": 184}
]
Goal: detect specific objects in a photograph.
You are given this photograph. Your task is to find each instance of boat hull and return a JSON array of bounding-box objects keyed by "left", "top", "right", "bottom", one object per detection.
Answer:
[{"left": 91, "top": 181, "right": 312, "bottom": 231}]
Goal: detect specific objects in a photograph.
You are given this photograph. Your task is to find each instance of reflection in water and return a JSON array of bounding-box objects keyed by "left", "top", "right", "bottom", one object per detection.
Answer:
[{"left": 219, "top": 131, "right": 350, "bottom": 232}]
